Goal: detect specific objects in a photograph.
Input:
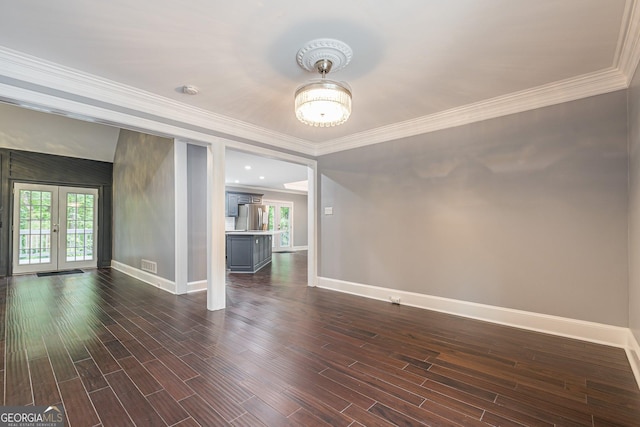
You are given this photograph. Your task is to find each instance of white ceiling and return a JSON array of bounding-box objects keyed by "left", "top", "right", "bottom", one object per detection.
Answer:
[
  {"left": 225, "top": 149, "right": 308, "bottom": 191},
  {"left": 0, "top": 1, "right": 638, "bottom": 156}
]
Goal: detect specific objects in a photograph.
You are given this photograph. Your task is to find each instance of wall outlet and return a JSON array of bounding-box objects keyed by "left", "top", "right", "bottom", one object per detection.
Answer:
[{"left": 389, "top": 296, "right": 401, "bottom": 305}]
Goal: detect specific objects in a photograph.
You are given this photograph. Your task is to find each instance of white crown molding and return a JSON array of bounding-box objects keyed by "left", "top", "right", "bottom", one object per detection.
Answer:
[
  {"left": 226, "top": 183, "right": 308, "bottom": 196},
  {"left": 0, "top": 46, "right": 317, "bottom": 156},
  {"left": 314, "top": 0, "right": 640, "bottom": 155},
  {"left": 2, "top": 0, "right": 640, "bottom": 160},
  {"left": 314, "top": 67, "right": 628, "bottom": 156},
  {"left": 0, "top": 81, "right": 261, "bottom": 154},
  {"left": 617, "top": 0, "right": 640, "bottom": 83}
]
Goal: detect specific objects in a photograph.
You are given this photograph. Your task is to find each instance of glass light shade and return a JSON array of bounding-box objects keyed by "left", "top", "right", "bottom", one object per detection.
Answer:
[{"left": 294, "top": 79, "right": 352, "bottom": 127}]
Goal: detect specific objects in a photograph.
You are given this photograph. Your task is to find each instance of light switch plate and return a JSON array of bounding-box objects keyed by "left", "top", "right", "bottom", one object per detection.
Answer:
[{"left": 324, "top": 207, "right": 333, "bottom": 215}]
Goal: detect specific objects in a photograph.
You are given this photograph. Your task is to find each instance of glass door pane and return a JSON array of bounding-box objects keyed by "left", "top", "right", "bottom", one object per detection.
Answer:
[
  {"left": 266, "top": 204, "right": 276, "bottom": 248},
  {"left": 13, "top": 183, "right": 59, "bottom": 274},
  {"left": 65, "top": 192, "right": 95, "bottom": 261},
  {"left": 13, "top": 184, "right": 98, "bottom": 274},
  {"left": 58, "top": 187, "right": 98, "bottom": 270},
  {"left": 279, "top": 206, "right": 291, "bottom": 248}
]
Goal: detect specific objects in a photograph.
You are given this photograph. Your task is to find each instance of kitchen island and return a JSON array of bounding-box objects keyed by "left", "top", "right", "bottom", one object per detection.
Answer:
[{"left": 225, "top": 231, "right": 276, "bottom": 273}]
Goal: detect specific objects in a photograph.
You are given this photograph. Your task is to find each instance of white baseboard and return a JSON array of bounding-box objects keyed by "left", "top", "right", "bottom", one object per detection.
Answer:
[
  {"left": 111, "top": 260, "right": 176, "bottom": 294},
  {"left": 273, "top": 246, "right": 308, "bottom": 253},
  {"left": 316, "top": 277, "right": 630, "bottom": 348},
  {"left": 318, "top": 278, "right": 640, "bottom": 390},
  {"left": 188, "top": 280, "right": 207, "bottom": 293},
  {"left": 627, "top": 331, "right": 640, "bottom": 389}
]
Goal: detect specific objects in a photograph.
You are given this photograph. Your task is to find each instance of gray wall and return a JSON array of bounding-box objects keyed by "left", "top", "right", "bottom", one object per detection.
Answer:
[
  {"left": 225, "top": 185, "right": 308, "bottom": 248},
  {"left": 0, "top": 102, "right": 119, "bottom": 162},
  {"left": 318, "top": 90, "right": 629, "bottom": 326},
  {"left": 113, "top": 130, "right": 176, "bottom": 281},
  {"left": 188, "top": 145, "right": 207, "bottom": 282},
  {"left": 629, "top": 66, "right": 640, "bottom": 343}
]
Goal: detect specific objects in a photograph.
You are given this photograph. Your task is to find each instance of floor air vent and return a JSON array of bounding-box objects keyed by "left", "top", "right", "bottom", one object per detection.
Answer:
[{"left": 141, "top": 259, "right": 157, "bottom": 274}]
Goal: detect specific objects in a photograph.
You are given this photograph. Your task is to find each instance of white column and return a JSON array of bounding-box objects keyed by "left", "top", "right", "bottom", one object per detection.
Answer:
[
  {"left": 307, "top": 164, "right": 318, "bottom": 287},
  {"left": 206, "top": 142, "right": 226, "bottom": 310},
  {"left": 174, "top": 139, "right": 188, "bottom": 294}
]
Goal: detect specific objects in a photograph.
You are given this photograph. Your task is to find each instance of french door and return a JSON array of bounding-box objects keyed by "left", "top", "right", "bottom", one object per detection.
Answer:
[
  {"left": 13, "top": 183, "right": 98, "bottom": 274},
  {"left": 265, "top": 200, "right": 293, "bottom": 252}
]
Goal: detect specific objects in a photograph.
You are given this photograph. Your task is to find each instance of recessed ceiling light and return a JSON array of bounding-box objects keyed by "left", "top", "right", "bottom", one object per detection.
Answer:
[
  {"left": 259, "top": 176, "right": 265, "bottom": 180},
  {"left": 234, "top": 180, "right": 240, "bottom": 184},
  {"left": 244, "top": 165, "right": 252, "bottom": 170}
]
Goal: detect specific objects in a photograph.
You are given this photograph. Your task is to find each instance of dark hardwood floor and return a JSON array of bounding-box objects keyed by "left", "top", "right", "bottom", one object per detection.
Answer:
[{"left": 2, "top": 251, "right": 640, "bottom": 426}]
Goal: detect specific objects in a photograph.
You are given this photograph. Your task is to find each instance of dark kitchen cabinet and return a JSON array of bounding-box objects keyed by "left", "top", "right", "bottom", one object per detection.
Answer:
[
  {"left": 237, "top": 194, "right": 252, "bottom": 204},
  {"left": 226, "top": 235, "right": 252, "bottom": 270},
  {"left": 225, "top": 191, "right": 263, "bottom": 217},
  {"left": 226, "top": 233, "right": 272, "bottom": 273},
  {"left": 226, "top": 192, "right": 240, "bottom": 217}
]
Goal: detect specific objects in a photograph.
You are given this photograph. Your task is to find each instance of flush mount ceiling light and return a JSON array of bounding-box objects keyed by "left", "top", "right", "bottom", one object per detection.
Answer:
[{"left": 295, "top": 38, "right": 353, "bottom": 127}]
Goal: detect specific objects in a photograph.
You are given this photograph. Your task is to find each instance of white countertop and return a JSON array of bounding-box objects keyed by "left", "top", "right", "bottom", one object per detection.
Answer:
[{"left": 225, "top": 230, "right": 282, "bottom": 235}]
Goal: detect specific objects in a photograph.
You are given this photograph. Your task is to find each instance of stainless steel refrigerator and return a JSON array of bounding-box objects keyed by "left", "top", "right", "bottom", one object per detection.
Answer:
[{"left": 236, "top": 204, "right": 268, "bottom": 231}]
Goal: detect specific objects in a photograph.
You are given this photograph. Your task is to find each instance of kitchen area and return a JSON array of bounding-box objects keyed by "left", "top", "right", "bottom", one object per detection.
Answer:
[
  {"left": 225, "top": 191, "right": 278, "bottom": 273},
  {"left": 217, "top": 148, "right": 310, "bottom": 279}
]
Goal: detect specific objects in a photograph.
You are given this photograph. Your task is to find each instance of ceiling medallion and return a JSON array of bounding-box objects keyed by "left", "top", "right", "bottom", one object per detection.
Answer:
[{"left": 294, "top": 38, "right": 353, "bottom": 127}]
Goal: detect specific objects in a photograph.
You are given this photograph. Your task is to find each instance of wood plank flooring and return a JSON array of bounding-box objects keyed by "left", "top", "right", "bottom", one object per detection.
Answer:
[{"left": 2, "top": 251, "right": 640, "bottom": 426}]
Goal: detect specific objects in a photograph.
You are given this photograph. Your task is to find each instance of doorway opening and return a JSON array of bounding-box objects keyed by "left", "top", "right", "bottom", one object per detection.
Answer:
[
  {"left": 264, "top": 200, "right": 293, "bottom": 252},
  {"left": 12, "top": 183, "right": 98, "bottom": 274}
]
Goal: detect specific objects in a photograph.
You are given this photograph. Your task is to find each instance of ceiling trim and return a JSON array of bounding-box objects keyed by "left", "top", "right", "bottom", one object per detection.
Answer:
[
  {"left": 0, "top": 80, "right": 318, "bottom": 166},
  {"left": 618, "top": 0, "right": 640, "bottom": 82},
  {"left": 225, "top": 184, "right": 308, "bottom": 196},
  {"left": 313, "top": 67, "right": 628, "bottom": 155},
  {"left": 0, "top": 47, "right": 318, "bottom": 156},
  {"left": 1, "top": 0, "right": 639, "bottom": 159},
  {"left": 315, "top": 0, "right": 640, "bottom": 156}
]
